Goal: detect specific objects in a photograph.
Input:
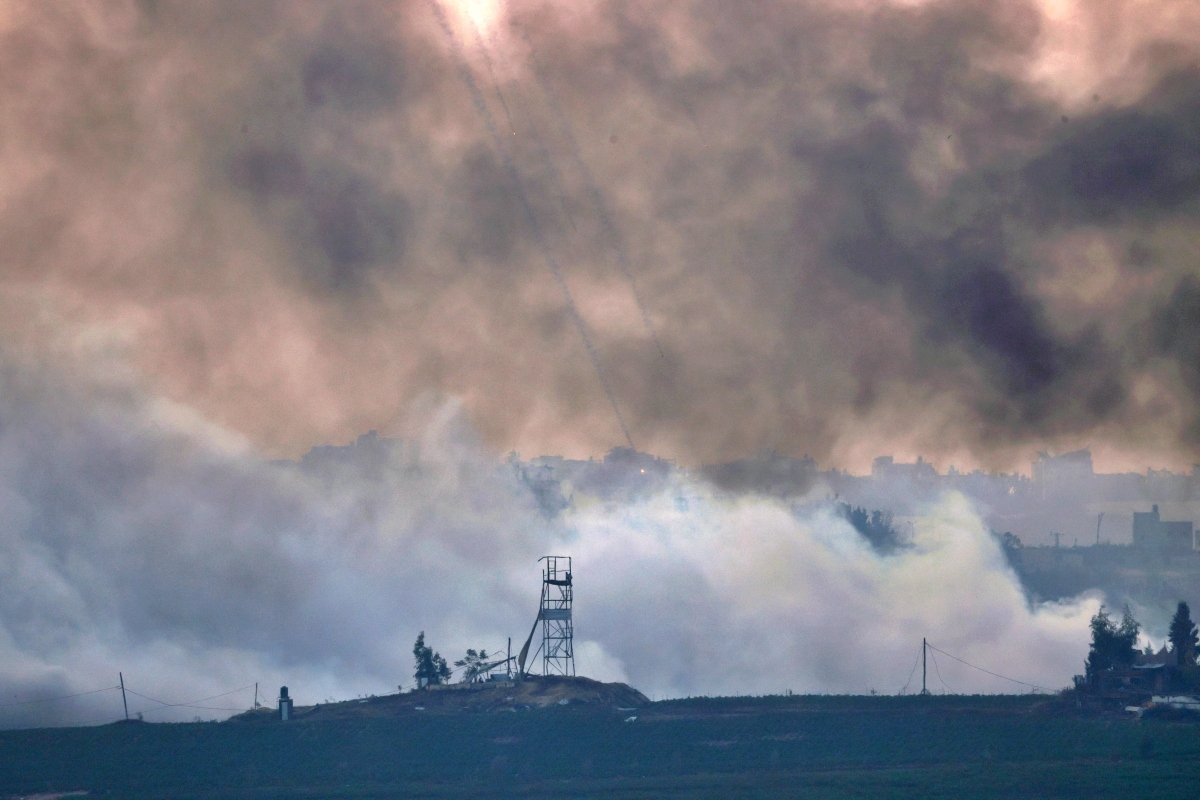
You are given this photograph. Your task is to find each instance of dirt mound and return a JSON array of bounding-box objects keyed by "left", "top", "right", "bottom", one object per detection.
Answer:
[{"left": 228, "top": 676, "right": 648, "bottom": 723}]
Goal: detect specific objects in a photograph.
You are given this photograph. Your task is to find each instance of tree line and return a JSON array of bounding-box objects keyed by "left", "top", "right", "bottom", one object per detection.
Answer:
[
  {"left": 1086, "top": 601, "right": 1199, "bottom": 680},
  {"left": 411, "top": 632, "right": 503, "bottom": 687}
]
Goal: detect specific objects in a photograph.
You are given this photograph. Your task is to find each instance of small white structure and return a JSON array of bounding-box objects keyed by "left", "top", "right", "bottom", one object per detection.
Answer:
[{"left": 1152, "top": 695, "right": 1200, "bottom": 711}]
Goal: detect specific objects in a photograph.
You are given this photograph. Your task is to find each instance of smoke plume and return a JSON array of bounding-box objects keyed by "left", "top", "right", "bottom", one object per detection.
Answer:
[
  {"left": 0, "top": 0, "right": 1196, "bottom": 724},
  {"left": 0, "top": 358, "right": 1094, "bottom": 726},
  {"left": 0, "top": 0, "right": 1197, "bottom": 469}
]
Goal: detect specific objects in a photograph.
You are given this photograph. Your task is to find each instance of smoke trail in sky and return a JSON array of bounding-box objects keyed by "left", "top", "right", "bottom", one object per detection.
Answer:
[
  {"left": 512, "top": 18, "right": 666, "bottom": 359},
  {"left": 467, "top": 14, "right": 578, "bottom": 232},
  {"left": 429, "top": 0, "right": 635, "bottom": 449},
  {"left": 468, "top": 15, "right": 517, "bottom": 136}
]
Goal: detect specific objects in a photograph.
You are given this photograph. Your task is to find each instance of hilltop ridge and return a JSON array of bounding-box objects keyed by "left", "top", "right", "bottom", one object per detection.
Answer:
[{"left": 228, "top": 675, "right": 648, "bottom": 722}]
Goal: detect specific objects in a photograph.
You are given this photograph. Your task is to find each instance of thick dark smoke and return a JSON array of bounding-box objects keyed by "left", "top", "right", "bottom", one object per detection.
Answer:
[
  {"left": 429, "top": 0, "right": 637, "bottom": 449},
  {"left": 0, "top": 0, "right": 1198, "bottom": 725},
  {"left": 1153, "top": 275, "right": 1200, "bottom": 441},
  {"left": 0, "top": 0, "right": 1197, "bottom": 468}
]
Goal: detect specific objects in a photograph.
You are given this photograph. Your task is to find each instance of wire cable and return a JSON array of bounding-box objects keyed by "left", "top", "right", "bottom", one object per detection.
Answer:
[
  {"left": 897, "top": 642, "right": 923, "bottom": 695},
  {"left": 127, "top": 684, "right": 256, "bottom": 714},
  {"left": 3, "top": 683, "right": 255, "bottom": 725},
  {"left": 926, "top": 643, "right": 1052, "bottom": 693},
  {"left": 929, "top": 649, "right": 952, "bottom": 694},
  {"left": 0, "top": 685, "right": 120, "bottom": 708},
  {"left": 177, "top": 705, "right": 250, "bottom": 712},
  {"left": 123, "top": 688, "right": 171, "bottom": 707}
]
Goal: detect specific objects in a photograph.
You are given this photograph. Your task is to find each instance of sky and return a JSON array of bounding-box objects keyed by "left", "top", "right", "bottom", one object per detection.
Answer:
[{"left": 0, "top": 0, "right": 1198, "bottom": 724}]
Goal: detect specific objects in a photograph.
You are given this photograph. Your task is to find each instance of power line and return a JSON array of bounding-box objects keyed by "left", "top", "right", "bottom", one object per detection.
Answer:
[
  {"left": 0, "top": 685, "right": 120, "bottom": 709},
  {"left": 176, "top": 705, "right": 250, "bottom": 712},
  {"left": 898, "top": 642, "right": 923, "bottom": 695},
  {"left": 2, "top": 680, "right": 260, "bottom": 726},
  {"left": 171, "top": 684, "right": 258, "bottom": 706},
  {"left": 126, "top": 684, "right": 257, "bottom": 714},
  {"left": 925, "top": 642, "right": 1052, "bottom": 693},
  {"left": 928, "top": 649, "right": 952, "bottom": 694},
  {"left": 123, "top": 688, "right": 171, "bottom": 707}
]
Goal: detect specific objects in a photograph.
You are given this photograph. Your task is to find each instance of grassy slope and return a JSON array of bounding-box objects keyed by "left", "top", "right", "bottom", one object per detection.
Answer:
[{"left": 3, "top": 695, "right": 1199, "bottom": 799}]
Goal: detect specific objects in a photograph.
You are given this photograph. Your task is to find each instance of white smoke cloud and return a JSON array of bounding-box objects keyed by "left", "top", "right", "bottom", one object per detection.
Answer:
[
  {"left": 572, "top": 489, "right": 1099, "bottom": 697},
  {"left": 0, "top": 358, "right": 1099, "bottom": 728}
]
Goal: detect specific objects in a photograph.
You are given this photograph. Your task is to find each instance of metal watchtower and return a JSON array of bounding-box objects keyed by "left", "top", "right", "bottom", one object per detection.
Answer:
[{"left": 539, "top": 556, "right": 574, "bottom": 676}]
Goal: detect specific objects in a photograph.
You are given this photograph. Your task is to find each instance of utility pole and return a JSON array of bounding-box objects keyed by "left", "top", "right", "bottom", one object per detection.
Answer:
[
  {"left": 1096, "top": 512, "right": 1104, "bottom": 545},
  {"left": 921, "top": 639, "right": 929, "bottom": 696},
  {"left": 253, "top": 683, "right": 258, "bottom": 710},
  {"left": 507, "top": 638, "right": 512, "bottom": 679},
  {"left": 119, "top": 672, "right": 129, "bottom": 721}
]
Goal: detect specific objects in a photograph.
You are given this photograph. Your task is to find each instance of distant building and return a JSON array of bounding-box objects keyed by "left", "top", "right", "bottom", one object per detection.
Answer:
[
  {"left": 297, "top": 430, "right": 400, "bottom": 476},
  {"left": 870, "top": 456, "right": 937, "bottom": 483},
  {"left": 1019, "top": 546, "right": 1085, "bottom": 573},
  {"left": 1032, "top": 449, "right": 1094, "bottom": 495},
  {"left": 1132, "top": 505, "right": 1195, "bottom": 552},
  {"left": 702, "top": 450, "right": 817, "bottom": 497}
]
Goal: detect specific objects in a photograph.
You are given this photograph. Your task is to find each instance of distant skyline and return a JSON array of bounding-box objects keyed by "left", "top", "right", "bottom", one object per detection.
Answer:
[{"left": 370, "top": 433, "right": 1200, "bottom": 480}]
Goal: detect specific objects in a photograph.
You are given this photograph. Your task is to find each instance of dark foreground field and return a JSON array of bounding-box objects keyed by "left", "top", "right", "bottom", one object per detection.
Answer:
[{"left": 4, "top": 694, "right": 1200, "bottom": 799}]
